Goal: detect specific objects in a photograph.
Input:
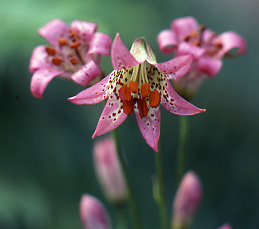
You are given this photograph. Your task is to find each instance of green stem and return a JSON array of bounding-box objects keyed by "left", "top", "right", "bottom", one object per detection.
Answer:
[
  {"left": 176, "top": 116, "right": 188, "bottom": 187},
  {"left": 112, "top": 129, "right": 143, "bottom": 229},
  {"left": 115, "top": 204, "right": 128, "bottom": 229},
  {"left": 154, "top": 141, "right": 168, "bottom": 229}
]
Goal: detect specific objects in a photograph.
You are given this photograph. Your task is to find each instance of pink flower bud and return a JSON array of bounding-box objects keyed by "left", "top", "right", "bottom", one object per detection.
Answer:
[
  {"left": 94, "top": 136, "right": 127, "bottom": 204},
  {"left": 172, "top": 171, "right": 202, "bottom": 229},
  {"left": 218, "top": 223, "right": 232, "bottom": 229},
  {"left": 80, "top": 194, "right": 111, "bottom": 229}
]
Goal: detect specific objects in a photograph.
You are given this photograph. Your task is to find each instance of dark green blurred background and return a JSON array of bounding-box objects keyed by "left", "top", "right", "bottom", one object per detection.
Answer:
[{"left": 0, "top": 0, "right": 258, "bottom": 228}]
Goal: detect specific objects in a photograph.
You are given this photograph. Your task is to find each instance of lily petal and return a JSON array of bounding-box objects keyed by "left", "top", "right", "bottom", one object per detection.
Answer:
[
  {"left": 70, "top": 20, "right": 97, "bottom": 44},
  {"left": 87, "top": 32, "right": 112, "bottom": 61},
  {"left": 213, "top": 31, "right": 246, "bottom": 58},
  {"left": 111, "top": 34, "right": 140, "bottom": 70},
  {"left": 155, "top": 54, "right": 193, "bottom": 80},
  {"left": 177, "top": 42, "right": 205, "bottom": 60},
  {"left": 161, "top": 81, "right": 205, "bottom": 115},
  {"left": 38, "top": 19, "right": 69, "bottom": 47},
  {"left": 157, "top": 29, "right": 178, "bottom": 54},
  {"left": 30, "top": 68, "right": 64, "bottom": 98},
  {"left": 172, "top": 16, "right": 199, "bottom": 42},
  {"left": 68, "top": 74, "right": 110, "bottom": 105},
  {"left": 197, "top": 56, "right": 222, "bottom": 77},
  {"left": 29, "top": 46, "right": 52, "bottom": 73},
  {"left": 92, "top": 96, "right": 128, "bottom": 137},
  {"left": 71, "top": 60, "right": 101, "bottom": 86},
  {"left": 135, "top": 106, "right": 160, "bottom": 152}
]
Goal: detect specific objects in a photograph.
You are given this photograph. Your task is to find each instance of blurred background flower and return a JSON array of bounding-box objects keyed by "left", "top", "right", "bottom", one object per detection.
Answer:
[{"left": 0, "top": 0, "right": 258, "bottom": 228}]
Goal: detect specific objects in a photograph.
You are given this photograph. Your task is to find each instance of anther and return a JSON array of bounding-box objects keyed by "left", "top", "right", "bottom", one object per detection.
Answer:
[
  {"left": 137, "top": 98, "right": 149, "bottom": 118},
  {"left": 149, "top": 89, "right": 160, "bottom": 108},
  {"left": 119, "top": 85, "right": 132, "bottom": 102},
  {"left": 70, "top": 42, "right": 81, "bottom": 49},
  {"left": 70, "top": 30, "right": 79, "bottom": 42},
  {"left": 45, "top": 46, "right": 56, "bottom": 56},
  {"left": 129, "top": 81, "right": 138, "bottom": 93},
  {"left": 58, "top": 38, "right": 68, "bottom": 46},
  {"left": 52, "top": 57, "right": 62, "bottom": 65},
  {"left": 69, "top": 57, "right": 78, "bottom": 65},
  {"left": 140, "top": 83, "right": 150, "bottom": 98},
  {"left": 122, "top": 100, "right": 134, "bottom": 115}
]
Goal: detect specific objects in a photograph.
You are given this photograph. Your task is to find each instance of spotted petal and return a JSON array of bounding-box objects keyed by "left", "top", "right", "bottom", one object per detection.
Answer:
[
  {"left": 31, "top": 68, "right": 65, "bottom": 98},
  {"left": 135, "top": 107, "right": 160, "bottom": 152},
  {"left": 157, "top": 29, "right": 178, "bottom": 54},
  {"left": 92, "top": 96, "right": 128, "bottom": 138},
  {"left": 68, "top": 74, "right": 111, "bottom": 105},
  {"left": 155, "top": 54, "right": 193, "bottom": 80},
  {"left": 171, "top": 16, "right": 199, "bottom": 42},
  {"left": 38, "top": 19, "right": 69, "bottom": 47},
  {"left": 71, "top": 60, "right": 102, "bottom": 86},
  {"left": 197, "top": 56, "right": 222, "bottom": 77},
  {"left": 29, "top": 46, "right": 52, "bottom": 73},
  {"left": 161, "top": 80, "right": 205, "bottom": 115},
  {"left": 111, "top": 34, "right": 140, "bottom": 70},
  {"left": 70, "top": 20, "right": 97, "bottom": 44},
  {"left": 213, "top": 31, "right": 246, "bottom": 58}
]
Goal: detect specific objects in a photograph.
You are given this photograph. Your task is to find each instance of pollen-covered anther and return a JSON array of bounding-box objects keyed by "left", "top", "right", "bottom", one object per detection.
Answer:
[
  {"left": 69, "top": 57, "right": 78, "bottom": 65},
  {"left": 122, "top": 100, "right": 134, "bottom": 115},
  {"left": 58, "top": 38, "right": 68, "bottom": 46},
  {"left": 137, "top": 98, "right": 149, "bottom": 118},
  {"left": 149, "top": 89, "right": 160, "bottom": 108},
  {"left": 140, "top": 83, "right": 150, "bottom": 98},
  {"left": 129, "top": 81, "right": 138, "bottom": 93},
  {"left": 192, "top": 40, "right": 200, "bottom": 46},
  {"left": 52, "top": 57, "right": 63, "bottom": 65},
  {"left": 70, "top": 42, "right": 81, "bottom": 49},
  {"left": 70, "top": 30, "right": 79, "bottom": 42},
  {"left": 119, "top": 85, "right": 132, "bottom": 102},
  {"left": 45, "top": 46, "right": 56, "bottom": 56}
]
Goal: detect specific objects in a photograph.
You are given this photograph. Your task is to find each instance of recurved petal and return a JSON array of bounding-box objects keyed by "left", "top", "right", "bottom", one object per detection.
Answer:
[
  {"left": 197, "top": 56, "right": 222, "bottom": 77},
  {"left": 71, "top": 60, "right": 102, "bottom": 86},
  {"left": 213, "top": 31, "right": 246, "bottom": 58},
  {"left": 157, "top": 29, "right": 178, "bottom": 54},
  {"left": 161, "top": 80, "right": 205, "bottom": 115},
  {"left": 172, "top": 16, "right": 199, "bottom": 42},
  {"left": 87, "top": 32, "right": 112, "bottom": 60},
  {"left": 68, "top": 73, "right": 110, "bottom": 105},
  {"left": 92, "top": 96, "right": 128, "bottom": 138},
  {"left": 71, "top": 20, "right": 97, "bottom": 44},
  {"left": 30, "top": 68, "right": 64, "bottom": 98},
  {"left": 135, "top": 106, "right": 160, "bottom": 152},
  {"left": 155, "top": 54, "right": 193, "bottom": 80},
  {"left": 111, "top": 34, "right": 140, "bottom": 70},
  {"left": 29, "top": 45, "right": 51, "bottom": 73},
  {"left": 177, "top": 42, "right": 205, "bottom": 60},
  {"left": 38, "top": 19, "right": 69, "bottom": 47}
]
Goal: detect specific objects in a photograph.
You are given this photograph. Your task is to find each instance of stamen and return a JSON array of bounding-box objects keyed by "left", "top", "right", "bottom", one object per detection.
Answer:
[
  {"left": 45, "top": 46, "right": 56, "bottom": 56},
  {"left": 192, "top": 40, "right": 200, "bottom": 46},
  {"left": 52, "top": 57, "right": 62, "bottom": 65},
  {"left": 70, "top": 42, "right": 81, "bottom": 49},
  {"left": 140, "top": 83, "right": 150, "bottom": 98},
  {"left": 137, "top": 98, "right": 148, "bottom": 118},
  {"left": 122, "top": 100, "right": 134, "bottom": 115},
  {"left": 129, "top": 81, "right": 138, "bottom": 93},
  {"left": 69, "top": 57, "right": 78, "bottom": 65},
  {"left": 119, "top": 85, "right": 132, "bottom": 102},
  {"left": 70, "top": 30, "right": 79, "bottom": 42},
  {"left": 58, "top": 38, "right": 68, "bottom": 46},
  {"left": 149, "top": 89, "right": 160, "bottom": 108}
]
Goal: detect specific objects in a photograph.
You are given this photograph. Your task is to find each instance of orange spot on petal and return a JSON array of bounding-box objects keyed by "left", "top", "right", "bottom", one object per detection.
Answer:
[
  {"left": 52, "top": 57, "right": 62, "bottom": 65},
  {"left": 149, "top": 90, "right": 160, "bottom": 108},
  {"left": 140, "top": 83, "right": 150, "bottom": 98},
  {"left": 129, "top": 81, "right": 138, "bottom": 93},
  {"left": 45, "top": 46, "right": 56, "bottom": 56}
]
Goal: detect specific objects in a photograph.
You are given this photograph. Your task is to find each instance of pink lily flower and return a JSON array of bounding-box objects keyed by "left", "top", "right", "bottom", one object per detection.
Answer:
[
  {"left": 218, "top": 223, "right": 232, "bottom": 229},
  {"left": 69, "top": 34, "right": 205, "bottom": 151},
  {"left": 157, "top": 16, "right": 246, "bottom": 99},
  {"left": 29, "top": 19, "right": 112, "bottom": 98}
]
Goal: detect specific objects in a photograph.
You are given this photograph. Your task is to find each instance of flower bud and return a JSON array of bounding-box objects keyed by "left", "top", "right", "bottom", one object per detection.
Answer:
[
  {"left": 94, "top": 136, "right": 127, "bottom": 204},
  {"left": 218, "top": 223, "right": 232, "bottom": 229},
  {"left": 172, "top": 171, "right": 202, "bottom": 229},
  {"left": 80, "top": 194, "right": 111, "bottom": 229}
]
